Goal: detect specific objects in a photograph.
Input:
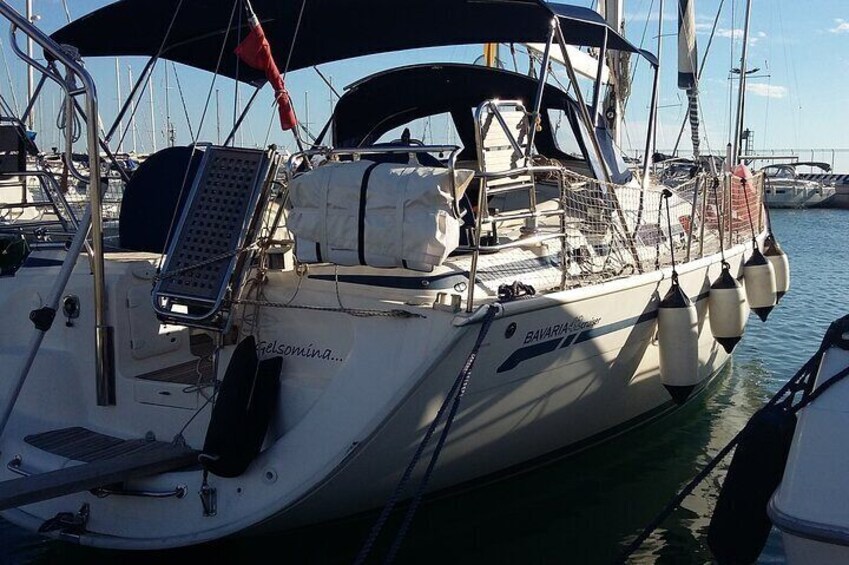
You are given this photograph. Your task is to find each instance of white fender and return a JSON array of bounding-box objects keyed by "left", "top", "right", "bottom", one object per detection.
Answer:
[
  {"left": 709, "top": 264, "right": 749, "bottom": 353},
  {"left": 763, "top": 235, "right": 790, "bottom": 301},
  {"left": 658, "top": 280, "right": 700, "bottom": 404},
  {"left": 743, "top": 248, "right": 777, "bottom": 322}
]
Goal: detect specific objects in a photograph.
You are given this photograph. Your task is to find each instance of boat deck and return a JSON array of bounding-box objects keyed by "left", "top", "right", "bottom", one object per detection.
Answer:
[{"left": 0, "top": 427, "right": 199, "bottom": 511}]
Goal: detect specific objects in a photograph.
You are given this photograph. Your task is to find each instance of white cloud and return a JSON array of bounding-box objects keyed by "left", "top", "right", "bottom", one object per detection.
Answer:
[
  {"left": 746, "top": 83, "right": 788, "bottom": 98},
  {"left": 830, "top": 18, "right": 849, "bottom": 33},
  {"left": 716, "top": 27, "right": 745, "bottom": 40},
  {"left": 703, "top": 27, "right": 764, "bottom": 44},
  {"left": 624, "top": 11, "right": 677, "bottom": 24}
]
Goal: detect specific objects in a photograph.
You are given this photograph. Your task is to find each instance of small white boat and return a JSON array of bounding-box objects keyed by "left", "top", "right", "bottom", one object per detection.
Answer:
[
  {"left": 702, "top": 315, "right": 849, "bottom": 564},
  {"left": 768, "top": 318, "right": 849, "bottom": 564},
  {"left": 761, "top": 162, "right": 838, "bottom": 209}
]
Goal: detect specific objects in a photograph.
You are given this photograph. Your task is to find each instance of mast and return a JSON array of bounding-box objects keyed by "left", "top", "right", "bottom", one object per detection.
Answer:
[
  {"left": 128, "top": 65, "right": 137, "bottom": 153},
  {"left": 599, "top": 0, "right": 624, "bottom": 145},
  {"left": 304, "top": 91, "right": 310, "bottom": 136},
  {"left": 147, "top": 72, "right": 157, "bottom": 152},
  {"left": 215, "top": 88, "right": 221, "bottom": 144},
  {"left": 25, "top": 0, "right": 33, "bottom": 130},
  {"left": 115, "top": 58, "right": 123, "bottom": 152},
  {"left": 164, "top": 64, "right": 174, "bottom": 147},
  {"left": 483, "top": 43, "right": 498, "bottom": 68},
  {"left": 731, "top": 0, "right": 753, "bottom": 166}
]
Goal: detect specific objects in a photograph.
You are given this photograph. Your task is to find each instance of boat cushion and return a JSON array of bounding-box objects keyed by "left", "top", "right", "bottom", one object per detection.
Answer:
[{"left": 287, "top": 160, "right": 473, "bottom": 272}]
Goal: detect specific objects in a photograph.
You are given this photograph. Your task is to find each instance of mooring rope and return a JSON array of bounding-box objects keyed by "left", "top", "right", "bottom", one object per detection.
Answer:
[
  {"left": 353, "top": 304, "right": 499, "bottom": 565},
  {"left": 615, "top": 313, "right": 849, "bottom": 563}
]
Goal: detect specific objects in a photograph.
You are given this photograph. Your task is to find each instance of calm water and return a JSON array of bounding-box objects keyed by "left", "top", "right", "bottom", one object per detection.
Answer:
[{"left": 2, "top": 208, "right": 847, "bottom": 564}]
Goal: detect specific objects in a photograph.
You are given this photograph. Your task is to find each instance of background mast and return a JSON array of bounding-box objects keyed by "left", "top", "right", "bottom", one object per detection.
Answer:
[{"left": 599, "top": 0, "right": 624, "bottom": 145}]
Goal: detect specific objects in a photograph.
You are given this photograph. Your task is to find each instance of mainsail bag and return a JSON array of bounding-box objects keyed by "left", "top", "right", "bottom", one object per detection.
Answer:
[{"left": 287, "top": 160, "right": 473, "bottom": 272}]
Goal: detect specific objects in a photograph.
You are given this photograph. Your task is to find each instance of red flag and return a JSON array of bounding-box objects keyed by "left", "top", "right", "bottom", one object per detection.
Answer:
[{"left": 235, "top": 14, "right": 297, "bottom": 131}]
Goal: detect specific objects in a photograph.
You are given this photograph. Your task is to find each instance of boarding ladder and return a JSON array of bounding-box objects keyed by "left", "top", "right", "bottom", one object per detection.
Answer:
[
  {"left": 465, "top": 99, "right": 568, "bottom": 310},
  {"left": 474, "top": 99, "right": 539, "bottom": 227},
  {"left": 152, "top": 145, "right": 278, "bottom": 331}
]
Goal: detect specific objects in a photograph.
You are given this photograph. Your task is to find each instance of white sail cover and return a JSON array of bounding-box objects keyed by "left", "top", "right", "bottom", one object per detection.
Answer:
[{"left": 287, "top": 160, "right": 474, "bottom": 272}]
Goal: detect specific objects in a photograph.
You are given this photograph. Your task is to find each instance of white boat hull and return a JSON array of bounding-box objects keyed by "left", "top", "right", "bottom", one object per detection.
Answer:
[
  {"left": 768, "top": 344, "right": 849, "bottom": 565},
  {"left": 0, "top": 238, "right": 751, "bottom": 549},
  {"left": 780, "top": 533, "right": 849, "bottom": 565},
  {"left": 764, "top": 185, "right": 838, "bottom": 208}
]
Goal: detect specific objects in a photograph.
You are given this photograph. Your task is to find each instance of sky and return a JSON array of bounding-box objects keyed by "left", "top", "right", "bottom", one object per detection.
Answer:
[{"left": 5, "top": 0, "right": 849, "bottom": 170}]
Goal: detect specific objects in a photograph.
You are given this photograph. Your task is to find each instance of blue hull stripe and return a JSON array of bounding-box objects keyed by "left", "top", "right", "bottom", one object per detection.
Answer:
[
  {"left": 497, "top": 289, "right": 710, "bottom": 373},
  {"left": 497, "top": 337, "right": 563, "bottom": 373},
  {"left": 573, "top": 309, "right": 657, "bottom": 345},
  {"left": 559, "top": 332, "right": 577, "bottom": 349}
]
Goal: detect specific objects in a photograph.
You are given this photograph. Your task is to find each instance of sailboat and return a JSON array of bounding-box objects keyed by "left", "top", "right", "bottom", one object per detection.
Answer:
[{"left": 0, "top": 0, "right": 780, "bottom": 552}]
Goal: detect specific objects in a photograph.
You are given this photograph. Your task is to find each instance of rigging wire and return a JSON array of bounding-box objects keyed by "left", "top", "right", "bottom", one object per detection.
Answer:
[
  {"left": 726, "top": 0, "right": 737, "bottom": 146},
  {"left": 775, "top": 0, "right": 801, "bottom": 147},
  {"left": 761, "top": 60, "right": 772, "bottom": 153},
  {"left": 311, "top": 64, "right": 339, "bottom": 146},
  {"left": 262, "top": 107, "right": 276, "bottom": 149},
  {"left": 276, "top": 0, "right": 308, "bottom": 152},
  {"left": 621, "top": 0, "right": 655, "bottom": 115},
  {"left": 0, "top": 39, "right": 20, "bottom": 116},
  {"left": 172, "top": 61, "right": 196, "bottom": 141},
  {"left": 60, "top": 0, "right": 72, "bottom": 23},
  {"left": 156, "top": 0, "right": 240, "bottom": 269},
  {"left": 282, "top": 0, "right": 307, "bottom": 76},
  {"left": 616, "top": 0, "right": 653, "bottom": 155},
  {"left": 0, "top": 92, "right": 16, "bottom": 120},
  {"left": 312, "top": 65, "right": 340, "bottom": 99},
  {"left": 233, "top": 0, "right": 243, "bottom": 146},
  {"left": 696, "top": 92, "right": 714, "bottom": 157},
  {"left": 108, "top": 0, "right": 186, "bottom": 148}
]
